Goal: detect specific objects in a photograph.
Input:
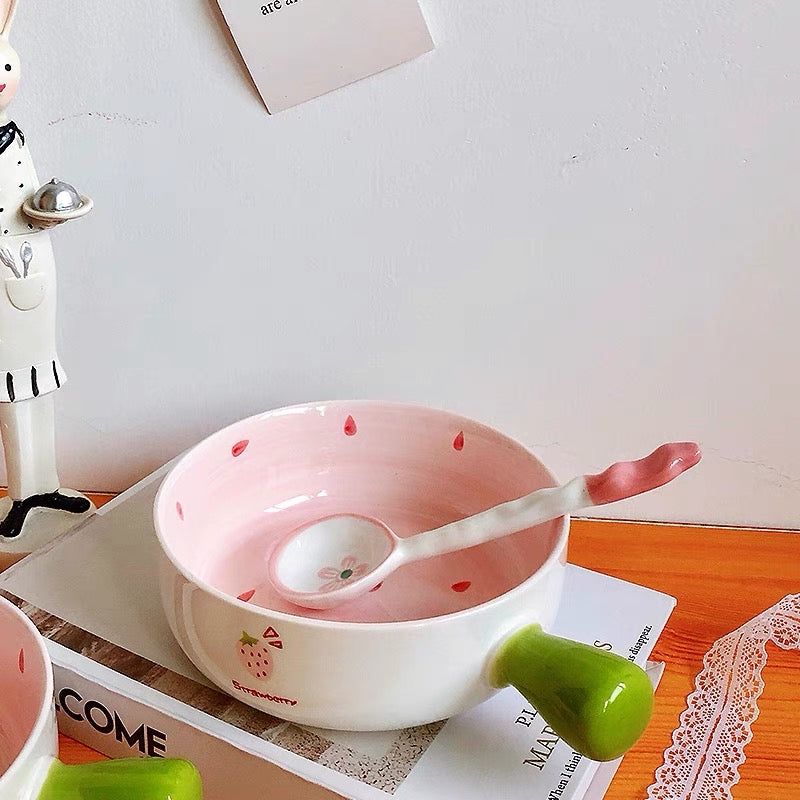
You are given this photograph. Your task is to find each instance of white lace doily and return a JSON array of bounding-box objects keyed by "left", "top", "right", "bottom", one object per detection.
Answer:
[{"left": 646, "top": 593, "right": 800, "bottom": 799}]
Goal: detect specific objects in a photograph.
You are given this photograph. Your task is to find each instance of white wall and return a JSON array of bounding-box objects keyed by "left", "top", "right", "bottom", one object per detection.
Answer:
[{"left": 8, "top": 0, "right": 799, "bottom": 527}]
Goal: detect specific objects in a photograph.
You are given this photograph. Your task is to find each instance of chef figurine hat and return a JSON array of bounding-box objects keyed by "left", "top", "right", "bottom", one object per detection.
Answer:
[{"left": 1, "top": 0, "right": 19, "bottom": 39}]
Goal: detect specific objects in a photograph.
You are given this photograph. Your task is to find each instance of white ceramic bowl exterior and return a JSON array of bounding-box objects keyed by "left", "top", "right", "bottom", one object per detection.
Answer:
[
  {"left": 155, "top": 401, "right": 569, "bottom": 730},
  {"left": 0, "top": 596, "right": 204, "bottom": 799}
]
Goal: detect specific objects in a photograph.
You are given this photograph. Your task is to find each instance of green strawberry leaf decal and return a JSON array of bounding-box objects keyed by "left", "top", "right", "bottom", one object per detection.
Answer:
[{"left": 239, "top": 631, "right": 259, "bottom": 647}]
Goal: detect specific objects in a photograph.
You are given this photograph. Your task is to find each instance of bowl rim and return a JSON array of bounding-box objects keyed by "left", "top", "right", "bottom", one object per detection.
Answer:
[
  {"left": 0, "top": 595, "right": 54, "bottom": 790},
  {"left": 153, "top": 399, "right": 570, "bottom": 630}
]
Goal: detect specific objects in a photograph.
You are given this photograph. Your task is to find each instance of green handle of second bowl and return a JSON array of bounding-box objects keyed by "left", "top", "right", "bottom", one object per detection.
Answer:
[
  {"left": 489, "top": 624, "right": 654, "bottom": 762},
  {"left": 37, "top": 758, "right": 202, "bottom": 800}
]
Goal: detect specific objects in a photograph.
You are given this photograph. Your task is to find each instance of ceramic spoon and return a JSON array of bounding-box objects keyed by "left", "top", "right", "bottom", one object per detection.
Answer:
[
  {"left": 269, "top": 441, "right": 701, "bottom": 609},
  {"left": 20, "top": 240, "right": 33, "bottom": 277}
]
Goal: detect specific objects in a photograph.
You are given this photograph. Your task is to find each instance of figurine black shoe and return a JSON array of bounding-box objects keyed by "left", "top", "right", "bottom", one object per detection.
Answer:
[{"left": 0, "top": 491, "right": 92, "bottom": 539}]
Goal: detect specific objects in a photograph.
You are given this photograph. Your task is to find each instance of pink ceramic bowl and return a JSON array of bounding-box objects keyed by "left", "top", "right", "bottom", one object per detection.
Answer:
[
  {"left": 154, "top": 401, "right": 653, "bottom": 759},
  {"left": 0, "top": 595, "right": 202, "bottom": 799}
]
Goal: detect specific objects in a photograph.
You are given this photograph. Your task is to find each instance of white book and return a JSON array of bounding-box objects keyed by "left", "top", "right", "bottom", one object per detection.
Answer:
[{"left": 0, "top": 468, "right": 673, "bottom": 800}]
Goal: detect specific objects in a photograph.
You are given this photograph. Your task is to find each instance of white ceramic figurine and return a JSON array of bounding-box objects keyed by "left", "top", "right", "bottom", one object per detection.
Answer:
[{"left": 0, "top": 0, "right": 93, "bottom": 558}]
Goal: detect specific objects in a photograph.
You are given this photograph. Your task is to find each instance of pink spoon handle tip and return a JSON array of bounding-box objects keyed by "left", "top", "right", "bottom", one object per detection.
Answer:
[{"left": 584, "top": 442, "right": 702, "bottom": 506}]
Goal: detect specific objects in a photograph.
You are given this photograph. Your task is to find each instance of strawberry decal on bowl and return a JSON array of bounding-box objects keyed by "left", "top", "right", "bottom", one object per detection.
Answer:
[{"left": 237, "top": 630, "right": 274, "bottom": 681}]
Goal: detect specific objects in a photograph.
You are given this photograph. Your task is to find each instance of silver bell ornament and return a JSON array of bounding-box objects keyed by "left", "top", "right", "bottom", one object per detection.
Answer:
[
  {"left": 23, "top": 178, "right": 93, "bottom": 223},
  {"left": 32, "top": 178, "right": 84, "bottom": 213}
]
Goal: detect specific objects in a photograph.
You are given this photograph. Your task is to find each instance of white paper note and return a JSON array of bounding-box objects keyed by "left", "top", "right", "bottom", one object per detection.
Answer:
[{"left": 216, "top": 0, "right": 435, "bottom": 112}]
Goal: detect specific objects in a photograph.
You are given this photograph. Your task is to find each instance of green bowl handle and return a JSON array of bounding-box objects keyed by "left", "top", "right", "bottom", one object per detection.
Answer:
[
  {"left": 38, "top": 758, "right": 202, "bottom": 800},
  {"left": 489, "top": 624, "right": 654, "bottom": 762}
]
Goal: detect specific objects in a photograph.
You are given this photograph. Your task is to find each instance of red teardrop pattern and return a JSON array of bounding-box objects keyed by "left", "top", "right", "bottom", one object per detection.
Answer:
[
  {"left": 451, "top": 581, "right": 472, "bottom": 593},
  {"left": 18, "top": 648, "right": 25, "bottom": 674},
  {"left": 369, "top": 582, "right": 383, "bottom": 592},
  {"left": 453, "top": 431, "right": 465, "bottom": 451},
  {"left": 232, "top": 440, "right": 249, "bottom": 457},
  {"left": 176, "top": 502, "right": 184, "bottom": 521},
  {"left": 237, "top": 589, "right": 255, "bottom": 603},
  {"left": 344, "top": 415, "right": 358, "bottom": 436}
]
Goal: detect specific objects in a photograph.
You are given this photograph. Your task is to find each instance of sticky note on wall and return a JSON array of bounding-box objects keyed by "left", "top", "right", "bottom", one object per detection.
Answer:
[{"left": 216, "top": 0, "right": 435, "bottom": 113}]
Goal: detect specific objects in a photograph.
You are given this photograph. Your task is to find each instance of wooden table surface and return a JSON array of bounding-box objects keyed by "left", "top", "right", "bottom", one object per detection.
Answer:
[{"left": 57, "top": 505, "right": 800, "bottom": 799}]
